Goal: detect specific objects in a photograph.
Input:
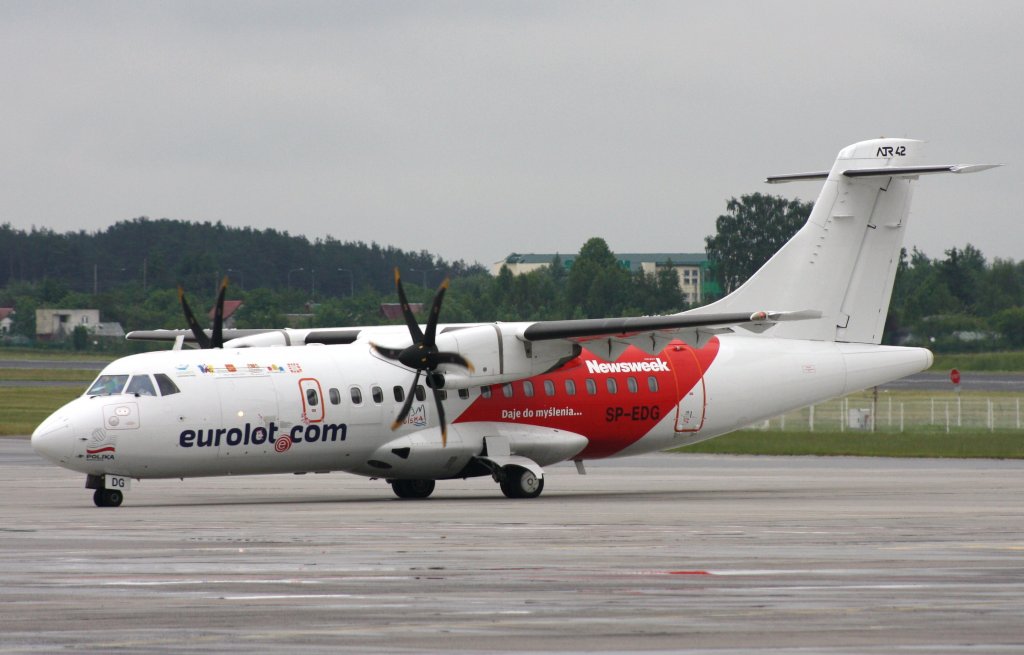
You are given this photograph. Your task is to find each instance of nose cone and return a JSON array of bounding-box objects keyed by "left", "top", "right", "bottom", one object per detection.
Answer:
[{"left": 32, "top": 411, "right": 75, "bottom": 465}]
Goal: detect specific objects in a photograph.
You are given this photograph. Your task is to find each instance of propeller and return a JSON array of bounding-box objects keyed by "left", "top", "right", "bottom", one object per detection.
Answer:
[
  {"left": 178, "top": 277, "right": 229, "bottom": 349},
  {"left": 372, "top": 268, "right": 473, "bottom": 446}
]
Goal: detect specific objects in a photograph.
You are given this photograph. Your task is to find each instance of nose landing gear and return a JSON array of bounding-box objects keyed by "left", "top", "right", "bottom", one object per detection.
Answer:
[
  {"left": 86, "top": 474, "right": 126, "bottom": 507},
  {"left": 93, "top": 488, "right": 124, "bottom": 507}
]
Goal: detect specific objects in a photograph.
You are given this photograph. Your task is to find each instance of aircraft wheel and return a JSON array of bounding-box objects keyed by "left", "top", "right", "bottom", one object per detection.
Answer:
[
  {"left": 391, "top": 479, "right": 435, "bottom": 499},
  {"left": 93, "top": 488, "right": 124, "bottom": 507},
  {"left": 500, "top": 466, "right": 544, "bottom": 499}
]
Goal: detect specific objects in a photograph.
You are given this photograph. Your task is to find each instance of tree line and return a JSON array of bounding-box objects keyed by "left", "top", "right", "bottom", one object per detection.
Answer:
[
  {"left": 3, "top": 199, "right": 1023, "bottom": 354},
  {"left": 0, "top": 219, "right": 684, "bottom": 349}
]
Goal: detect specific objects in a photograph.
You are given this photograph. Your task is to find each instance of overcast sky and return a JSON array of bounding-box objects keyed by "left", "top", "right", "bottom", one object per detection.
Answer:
[{"left": 1, "top": 1, "right": 1019, "bottom": 267}]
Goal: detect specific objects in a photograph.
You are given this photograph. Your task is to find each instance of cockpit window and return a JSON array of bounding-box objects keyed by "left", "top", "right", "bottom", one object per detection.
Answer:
[
  {"left": 126, "top": 375, "right": 157, "bottom": 396},
  {"left": 87, "top": 374, "right": 129, "bottom": 396},
  {"left": 154, "top": 373, "right": 180, "bottom": 396}
]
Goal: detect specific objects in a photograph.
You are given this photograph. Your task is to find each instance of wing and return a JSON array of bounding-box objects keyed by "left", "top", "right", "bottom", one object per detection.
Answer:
[{"left": 519, "top": 310, "right": 821, "bottom": 360}]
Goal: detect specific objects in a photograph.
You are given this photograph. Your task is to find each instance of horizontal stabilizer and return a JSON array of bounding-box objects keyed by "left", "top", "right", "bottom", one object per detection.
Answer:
[
  {"left": 765, "top": 171, "right": 829, "bottom": 184},
  {"left": 768, "top": 164, "right": 1000, "bottom": 184},
  {"left": 843, "top": 164, "right": 1001, "bottom": 178}
]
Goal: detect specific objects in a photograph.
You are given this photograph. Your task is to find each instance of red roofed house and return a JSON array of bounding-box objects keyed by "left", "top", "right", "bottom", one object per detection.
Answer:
[
  {"left": 0, "top": 307, "right": 14, "bottom": 335},
  {"left": 380, "top": 303, "right": 423, "bottom": 321},
  {"left": 208, "top": 300, "right": 244, "bottom": 329}
]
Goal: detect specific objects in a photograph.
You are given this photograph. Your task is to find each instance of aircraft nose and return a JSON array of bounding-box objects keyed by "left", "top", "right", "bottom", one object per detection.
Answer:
[{"left": 32, "top": 410, "right": 75, "bottom": 465}]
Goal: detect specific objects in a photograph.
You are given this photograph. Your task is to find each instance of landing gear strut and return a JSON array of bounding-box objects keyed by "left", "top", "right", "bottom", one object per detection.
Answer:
[
  {"left": 499, "top": 465, "right": 544, "bottom": 499},
  {"left": 390, "top": 479, "right": 436, "bottom": 499}
]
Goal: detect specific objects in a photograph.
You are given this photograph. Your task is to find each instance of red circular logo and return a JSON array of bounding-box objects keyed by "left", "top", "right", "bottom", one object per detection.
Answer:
[{"left": 274, "top": 437, "right": 292, "bottom": 453}]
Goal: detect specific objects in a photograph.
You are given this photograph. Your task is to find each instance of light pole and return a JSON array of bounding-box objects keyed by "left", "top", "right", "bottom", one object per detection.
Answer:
[
  {"left": 287, "top": 267, "right": 304, "bottom": 288},
  {"left": 410, "top": 267, "right": 441, "bottom": 288},
  {"left": 337, "top": 268, "right": 354, "bottom": 297},
  {"left": 226, "top": 268, "right": 245, "bottom": 291}
]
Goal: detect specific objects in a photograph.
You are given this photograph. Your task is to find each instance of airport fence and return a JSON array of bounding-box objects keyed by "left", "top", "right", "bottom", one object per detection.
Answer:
[{"left": 754, "top": 390, "right": 1024, "bottom": 433}]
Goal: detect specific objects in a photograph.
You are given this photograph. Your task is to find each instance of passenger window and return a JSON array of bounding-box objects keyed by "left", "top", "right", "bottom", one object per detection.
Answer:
[
  {"left": 565, "top": 379, "right": 576, "bottom": 396},
  {"left": 543, "top": 380, "right": 555, "bottom": 397},
  {"left": 458, "top": 388, "right": 470, "bottom": 400},
  {"left": 329, "top": 388, "right": 341, "bottom": 405},
  {"left": 154, "top": 373, "right": 180, "bottom": 396},
  {"left": 648, "top": 376, "right": 659, "bottom": 393},
  {"left": 627, "top": 377, "right": 638, "bottom": 393},
  {"left": 415, "top": 386, "right": 426, "bottom": 401},
  {"left": 606, "top": 378, "right": 618, "bottom": 394},
  {"left": 306, "top": 388, "right": 319, "bottom": 406},
  {"left": 394, "top": 386, "right": 405, "bottom": 402},
  {"left": 481, "top": 386, "right": 492, "bottom": 399},
  {"left": 523, "top": 380, "right": 534, "bottom": 397},
  {"left": 372, "top": 386, "right": 384, "bottom": 404},
  {"left": 87, "top": 374, "right": 128, "bottom": 396},
  {"left": 350, "top": 387, "right": 363, "bottom": 405},
  {"left": 502, "top": 383, "right": 513, "bottom": 398},
  {"left": 585, "top": 378, "right": 597, "bottom": 395},
  {"left": 126, "top": 375, "right": 157, "bottom": 396}
]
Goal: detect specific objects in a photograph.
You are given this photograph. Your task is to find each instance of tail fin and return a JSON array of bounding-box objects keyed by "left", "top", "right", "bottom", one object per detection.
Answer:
[{"left": 689, "top": 138, "right": 997, "bottom": 344}]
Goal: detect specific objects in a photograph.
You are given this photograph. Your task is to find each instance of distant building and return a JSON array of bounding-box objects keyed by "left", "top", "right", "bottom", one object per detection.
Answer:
[
  {"left": 35, "top": 308, "right": 125, "bottom": 341},
  {"left": 92, "top": 322, "right": 126, "bottom": 339},
  {"left": 35, "top": 309, "right": 101, "bottom": 341},
  {"left": 0, "top": 307, "right": 13, "bottom": 334},
  {"left": 208, "top": 300, "right": 244, "bottom": 330},
  {"left": 493, "top": 252, "right": 712, "bottom": 304},
  {"left": 380, "top": 303, "right": 423, "bottom": 321}
]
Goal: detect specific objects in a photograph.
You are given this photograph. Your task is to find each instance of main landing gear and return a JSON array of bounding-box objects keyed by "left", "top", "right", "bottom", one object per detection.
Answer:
[
  {"left": 498, "top": 465, "right": 544, "bottom": 499},
  {"left": 390, "top": 479, "right": 436, "bottom": 499},
  {"left": 387, "top": 464, "right": 546, "bottom": 500}
]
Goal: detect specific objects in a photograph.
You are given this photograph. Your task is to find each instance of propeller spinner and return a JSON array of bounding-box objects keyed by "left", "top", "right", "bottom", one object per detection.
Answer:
[
  {"left": 372, "top": 268, "right": 473, "bottom": 446},
  {"left": 178, "top": 277, "right": 229, "bottom": 349}
]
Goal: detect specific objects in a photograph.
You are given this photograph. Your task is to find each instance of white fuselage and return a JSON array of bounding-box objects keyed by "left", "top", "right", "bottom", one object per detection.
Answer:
[{"left": 31, "top": 330, "right": 932, "bottom": 482}]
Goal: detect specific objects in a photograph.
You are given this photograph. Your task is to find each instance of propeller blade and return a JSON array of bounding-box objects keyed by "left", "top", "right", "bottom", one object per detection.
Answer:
[
  {"left": 391, "top": 370, "right": 422, "bottom": 430},
  {"left": 393, "top": 268, "right": 424, "bottom": 342},
  {"left": 370, "top": 343, "right": 405, "bottom": 361},
  {"left": 178, "top": 286, "right": 212, "bottom": 349},
  {"left": 211, "top": 277, "right": 229, "bottom": 348},
  {"left": 424, "top": 277, "right": 449, "bottom": 346},
  {"left": 430, "top": 351, "right": 474, "bottom": 372},
  {"left": 431, "top": 386, "right": 448, "bottom": 447}
]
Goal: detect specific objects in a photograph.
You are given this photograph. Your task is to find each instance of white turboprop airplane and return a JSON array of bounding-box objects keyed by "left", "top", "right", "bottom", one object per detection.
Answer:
[{"left": 32, "top": 139, "right": 996, "bottom": 507}]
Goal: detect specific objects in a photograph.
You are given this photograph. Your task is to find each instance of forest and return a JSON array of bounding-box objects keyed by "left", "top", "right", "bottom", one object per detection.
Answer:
[{"left": 2, "top": 199, "right": 1023, "bottom": 354}]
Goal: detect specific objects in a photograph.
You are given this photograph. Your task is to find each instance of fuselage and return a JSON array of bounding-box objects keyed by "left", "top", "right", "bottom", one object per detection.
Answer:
[{"left": 31, "top": 329, "right": 933, "bottom": 482}]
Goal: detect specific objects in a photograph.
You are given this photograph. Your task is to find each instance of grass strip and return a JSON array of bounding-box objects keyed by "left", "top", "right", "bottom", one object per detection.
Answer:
[
  {"left": 674, "top": 429, "right": 1024, "bottom": 459},
  {"left": 0, "top": 368, "right": 96, "bottom": 382},
  {"left": 0, "top": 387, "right": 83, "bottom": 437},
  {"left": 929, "top": 351, "right": 1024, "bottom": 373},
  {"left": 0, "top": 347, "right": 114, "bottom": 363}
]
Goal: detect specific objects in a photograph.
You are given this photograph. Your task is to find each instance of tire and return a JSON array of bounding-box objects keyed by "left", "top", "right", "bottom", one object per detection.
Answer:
[
  {"left": 499, "top": 466, "right": 544, "bottom": 499},
  {"left": 391, "top": 479, "right": 435, "bottom": 499},
  {"left": 93, "top": 488, "right": 124, "bottom": 507}
]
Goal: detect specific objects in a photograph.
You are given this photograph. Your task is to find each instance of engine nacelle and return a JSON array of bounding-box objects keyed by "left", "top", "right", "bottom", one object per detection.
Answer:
[{"left": 433, "top": 323, "right": 579, "bottom": 389}]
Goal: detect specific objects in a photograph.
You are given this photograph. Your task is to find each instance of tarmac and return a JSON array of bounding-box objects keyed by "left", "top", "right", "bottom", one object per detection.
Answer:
[{"left": 1, "top": 437, "right": 1023, "bottom": 654}]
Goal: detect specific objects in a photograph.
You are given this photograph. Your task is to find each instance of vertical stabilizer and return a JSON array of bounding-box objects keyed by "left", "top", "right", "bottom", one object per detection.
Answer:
[{"left": 687, "top": 138, "right": 995, "bottom": 344}]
